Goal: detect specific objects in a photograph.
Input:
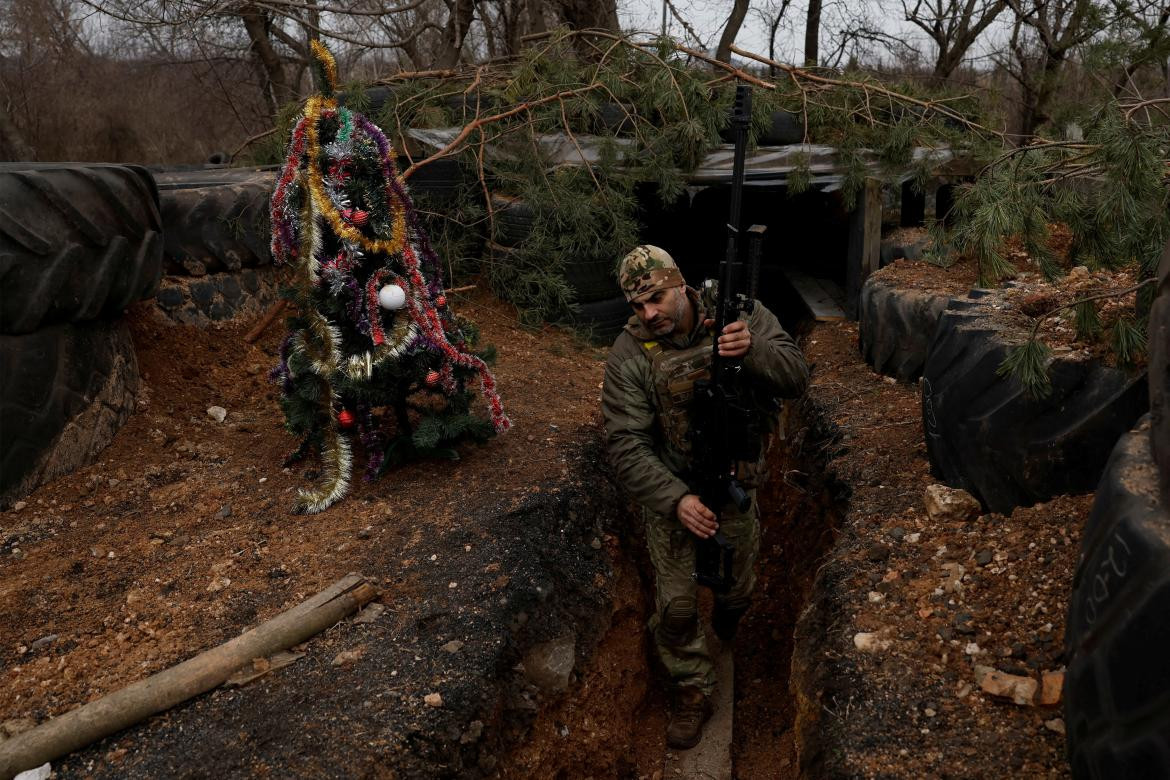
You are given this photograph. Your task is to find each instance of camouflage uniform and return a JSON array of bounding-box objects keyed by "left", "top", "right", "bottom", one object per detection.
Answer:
[{"left": 601, "top": 246, "right": 808, "bottom": 694}]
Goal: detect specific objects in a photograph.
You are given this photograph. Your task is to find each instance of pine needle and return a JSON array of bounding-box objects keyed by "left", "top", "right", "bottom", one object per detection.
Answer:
[
  {"left": 1073, "top": 300, "right": 1102, "bottom": 341},
  {"left": 997, "top": 337, "right": 1053, "bottom": 400},
  {"left": 1111, "top": 315, "right": 1146, "bottom": 370}
]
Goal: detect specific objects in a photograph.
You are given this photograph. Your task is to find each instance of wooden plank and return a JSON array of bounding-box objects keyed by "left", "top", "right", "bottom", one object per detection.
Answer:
[
  {"left": 846, "top": 177, "right": 883, "bottom": 318},
  {"left": 783, "top": 268, "right": 847, "bottom": 322}
]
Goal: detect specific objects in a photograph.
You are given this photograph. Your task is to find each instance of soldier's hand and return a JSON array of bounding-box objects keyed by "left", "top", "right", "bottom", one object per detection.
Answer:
[
  {"left": 702, "top": 318, "right": 751, "bottom": 358},
  {"left": 677, "top": 494, "right": 718, "bottom": 538}
]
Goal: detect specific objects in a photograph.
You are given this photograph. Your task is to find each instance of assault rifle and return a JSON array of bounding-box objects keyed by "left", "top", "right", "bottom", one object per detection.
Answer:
[{"left": 689, "top": 84, "right": 767, "bottom": 593}]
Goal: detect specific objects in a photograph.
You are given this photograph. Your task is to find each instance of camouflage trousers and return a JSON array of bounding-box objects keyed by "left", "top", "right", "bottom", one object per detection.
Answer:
[{"left": 645, "top": 492, "right": 760, "bottom": 695}]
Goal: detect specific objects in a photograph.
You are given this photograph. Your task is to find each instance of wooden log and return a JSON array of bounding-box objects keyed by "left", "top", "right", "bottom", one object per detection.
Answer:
[
  {"left": 0, "top": 574, "right": 376, "bottom": 780},
  {"left": 243, "top": 299, "right": 288, "bottom": 344}
]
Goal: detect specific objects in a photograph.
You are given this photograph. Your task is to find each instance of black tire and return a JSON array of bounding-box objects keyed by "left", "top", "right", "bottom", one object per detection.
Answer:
[
  {"left": 402, "top": 157, "right": 465, "bottom": 203},
  {"left": 0, "top": 319, "right": 138, "bottom": 508},
  {"left": 0, "top": 163, "right": 163, "bottom": 334},
  {"left": 595, "top": 102, "right": 635, "bottom": 135},
  {"left": 921, "top": 291, "right": 1149, "bottom": 514},
  {"left": 1149, "top": 238, "right": 1169, "bottom": 491},
  {"left": 155, "top": 170, "right": 274, "bottom": 275},
  {"left": 563, "top": 256, "right": 622, "bottom": 303},
  {"left": 858, "top": 275, "right": 949, "bottom": 382},
  {"left": 571, "top": 295, "right": 631, "bottom": 344},
  {"left": 1064, "top": 416, "right": 1170, "bottom": 779},
  {"left": 490, "top": 194, "right": 535, "bottom": 247},
  {"left": 759, "top": 110, "right": 804, "bottom": 145}
]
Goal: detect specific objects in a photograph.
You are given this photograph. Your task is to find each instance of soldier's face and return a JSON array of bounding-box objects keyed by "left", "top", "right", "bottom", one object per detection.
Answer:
[{"left": 631, "top": 285, "right": 688, "bottom": 336}]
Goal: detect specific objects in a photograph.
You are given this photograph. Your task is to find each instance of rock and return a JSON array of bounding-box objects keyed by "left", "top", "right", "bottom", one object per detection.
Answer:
[
  {"left": 974, "top": 665, "right": 1038, "bottom": 705},
  {"left": 207, "top": 406, "right": 228, "bottom": 423},
  {"left": 865, "top": 544, "right": 891, "bottom": 563},
  {"left": 590, "top": 537, "right": 602, "bottom": 550},
  {"left": 30, "top": 634, "right": 58, "bottom": 651},
  {"left": 424, "top": 692, "right": 443, "bottom": 708},
  {"left": 441, "top": 640, "right": 465, "bottom": 654},
  {"left": 216, "top": 504, "right": 232, "bottom": 519},
  {"left": 853, "top": 632, "right": 892, "bottom": 653},
  {"left": 352, "top": 603, "right": 385, "bottom": 624},
  {"left": 954, "top": 613, "right": 975, "bottom": 635},
  {"left": 1038, "top": 670, "right": 1064, "bottom": 707},
  {"left": 460, "top": 720, "right": 484, "bottom": 744},
  {"left": 11, "top": 501, "right": 27, "bottom": 512},
  {"left": 888, "top": 526, "right": 906, "bottom": 541},
  {"left": 13, "top": 762, "right": 51, "bottom": 780},
  {"left": 975, "top": 549, "right": 993, "bottom": 566},
  {"left": 1044, "top": 718, "right": 1066, "bottom": 735},
  {"left": 331, "top": 646, "right": 367, "bottom": 666},
  {"left": 924, "top": 484, "right": 981, "bottom": 523},
  {"left": 941, "top": 562, "right": 966, "bottom": 592},
  {"left": 905, "top": 532, "right": 921, "bottom": 543},
  {"left": 523, "top": 635, "right": 576, "bottom": 693}
]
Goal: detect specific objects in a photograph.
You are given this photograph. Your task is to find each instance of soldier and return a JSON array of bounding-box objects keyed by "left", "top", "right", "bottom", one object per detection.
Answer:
[{"left": 601, "top": 244, "right": 809, "bottom": 749}]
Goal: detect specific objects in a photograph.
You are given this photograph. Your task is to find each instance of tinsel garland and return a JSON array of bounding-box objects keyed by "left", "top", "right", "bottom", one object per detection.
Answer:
[{"left": 269, "top": 39, "right": 508, "bottom": 514}]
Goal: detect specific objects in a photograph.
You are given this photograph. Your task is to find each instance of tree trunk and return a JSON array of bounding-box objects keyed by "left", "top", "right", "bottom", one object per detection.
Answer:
[
  {"left": 435, "top": 0, "right": 477, "bottom": 69},
  {"left": 804, "top": 0, "right": 822, "bottom": 67},
  {"left": 556, "top": 0, "right": 620, "bottom": 31},
  {"left": 716, "top": 0, "right": 752, "bottom": 63},
  {"left": 240, "top": 6, "right": 293, "bottom": 119}
]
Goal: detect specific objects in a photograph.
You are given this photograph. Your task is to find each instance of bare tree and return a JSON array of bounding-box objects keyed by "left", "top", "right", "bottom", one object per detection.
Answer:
[
  {"left": 1002, "top": 0, "right": 1105, "bottom": 138},
  {"left": 715, "top": 0, "right": 751, "bottom": 62},
  {"left": 902, "top": 0, "right": 1009, "bottom": 79},
  {"left": 1106, "top": 0, "right": 1170, "bottom": 96},
  {"left": 805, "top": 0, "right": 823, "bottom": 65}
]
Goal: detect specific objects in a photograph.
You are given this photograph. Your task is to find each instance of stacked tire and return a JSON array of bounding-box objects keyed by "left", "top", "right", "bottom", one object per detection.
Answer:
[
  {"left": 0, "top": 164, "right": 163, "bottom": 508},
  {"left": 921, "top": 289, "right": 1148, "bottom": 514},
  {"left": 152, "top": 168, "right": 280, "bottom": 324},
  {"left": 486, "top": 192, "right": 629, "bottom": 343},
  {"left": 1063, "top": 241, "right": 1170, "bottom": 779},
  {"left": 858, "top": 274, "right": 950, "bottom": 382}
]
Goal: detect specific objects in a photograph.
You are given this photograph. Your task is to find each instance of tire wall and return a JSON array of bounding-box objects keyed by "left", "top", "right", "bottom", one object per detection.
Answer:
[
  {"left": 1063, "top": 418, "right": 1170, "bottom": 779},
  {"left": 922, "top": 298, "right": 1149, "bottom": 514},
  {"left": 858, "top": 276, "right": 949, "bottom": 382},
  {"left": 1148, "top": 239, "right": 1170, "bottom": 492},
  {"left": 0, "top": 164, "right": 163, "bottom": 334},
  {"left": 0, "top": 320, "right": 139, "bottom": 509}
]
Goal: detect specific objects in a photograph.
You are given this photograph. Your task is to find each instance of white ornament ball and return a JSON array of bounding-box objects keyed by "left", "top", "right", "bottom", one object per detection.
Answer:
[{"left": 378, "top": 284, "right": 406, "bottom": 310}]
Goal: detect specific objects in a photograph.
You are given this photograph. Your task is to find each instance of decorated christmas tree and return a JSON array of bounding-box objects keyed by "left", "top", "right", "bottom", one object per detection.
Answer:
[{"left": 270, "top": 41, "right": 509, "bottom": 514}]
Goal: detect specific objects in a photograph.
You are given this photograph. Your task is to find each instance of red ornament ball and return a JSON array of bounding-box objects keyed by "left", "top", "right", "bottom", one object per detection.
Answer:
[
  {"left": 436, "top": 295, "right": 447, "bottom": 307},
  {"left": 425, "top": 370, "right": 441, "bottom": 386},
  {"left": 337, "top": 409, "right": 355, "bottom": 429}
]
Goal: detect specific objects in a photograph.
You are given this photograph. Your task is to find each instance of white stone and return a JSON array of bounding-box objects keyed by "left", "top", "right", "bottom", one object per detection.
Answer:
[
  {"left": 924, "top": 484, "right": 981, "bottom": 523},
  {"left": 206, "top": 406, "right": 228, "bottom": 423},
  {"left": 853, "top": 632, "right": 892, "bottom": 653},
  {"left": 523, "top": 635, "right": 576, "bottom": 693},
  {"left": 378, "top": 284, "right": 407, "bottom": 310}
]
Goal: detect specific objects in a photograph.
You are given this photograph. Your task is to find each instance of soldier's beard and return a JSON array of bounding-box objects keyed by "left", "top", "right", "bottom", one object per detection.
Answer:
[{"left": 648, "top": 288, "right": 690, "bottom": 336}]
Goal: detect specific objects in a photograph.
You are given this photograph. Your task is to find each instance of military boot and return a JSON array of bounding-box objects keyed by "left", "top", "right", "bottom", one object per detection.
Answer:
[{"left": 666, "top": 686, "right": 713, "bottom": 749}]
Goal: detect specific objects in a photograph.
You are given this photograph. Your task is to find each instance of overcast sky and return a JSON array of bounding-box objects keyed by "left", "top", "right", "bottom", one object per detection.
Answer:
[{"left": 616, "top": 0, "right": 1014, "bottom": 70}]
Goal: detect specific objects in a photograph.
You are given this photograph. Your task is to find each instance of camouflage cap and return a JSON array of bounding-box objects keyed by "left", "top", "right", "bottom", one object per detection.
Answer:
[{"left": 618, "top": 245, "right": 685, "bottom": 302}]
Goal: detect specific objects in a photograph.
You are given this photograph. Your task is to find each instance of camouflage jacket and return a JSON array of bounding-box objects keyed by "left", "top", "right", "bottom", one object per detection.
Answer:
[{"left": 601, "top": 287, "right": 809, "bottom": 518}]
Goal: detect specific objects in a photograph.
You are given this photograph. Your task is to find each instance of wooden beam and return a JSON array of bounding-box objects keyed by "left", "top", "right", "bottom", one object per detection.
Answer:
[{"left": 846, "top": 177, "right": 882, "bottom": 318}]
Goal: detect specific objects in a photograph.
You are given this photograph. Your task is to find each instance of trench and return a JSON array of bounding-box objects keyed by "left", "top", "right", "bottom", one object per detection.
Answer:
[{"left": 495, "top": 388, "right": 846, "bottom": 779}]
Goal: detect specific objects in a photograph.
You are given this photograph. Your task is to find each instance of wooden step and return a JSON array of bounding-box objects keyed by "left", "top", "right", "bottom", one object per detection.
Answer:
[{"left": 782, "top": 269, "right": 847, "bottom": 321}]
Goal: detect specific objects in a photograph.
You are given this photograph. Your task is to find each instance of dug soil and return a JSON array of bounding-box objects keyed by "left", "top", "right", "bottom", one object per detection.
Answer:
[{"left": 1, "top": 283, "right": 1090, "bottom": 778}]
